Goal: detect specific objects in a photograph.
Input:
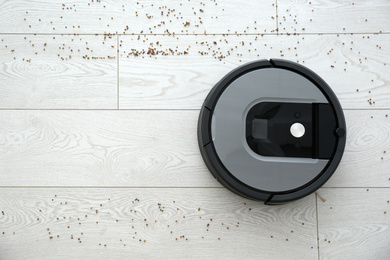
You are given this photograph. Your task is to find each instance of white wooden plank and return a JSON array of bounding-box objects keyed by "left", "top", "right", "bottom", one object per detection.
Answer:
[
  {"left": 317, "top": 188, "right": 390, "bottom": 260},
  {"left": 0, "top": 0, "right": 277, "bottom": 34},
  {"left": 0, "top": 35, "right": 117, "bottom": 109},
  {"left": 277, "top": 0, "right": 390, "bottom": 33},
  {"left": 0, "top": 188, "right": 317, "bottom": 260},
  {"left": 0, "top": 110, "right": 216, "bottom": 187},
  {"left": 0, "top": 110, "right": 389, "bottom": 188},
  {"left": 325, "top": 110, "right": 390, "bottom": 188},
  {"left": 119, "top": 34, "right": 390, "bottom": 109}
]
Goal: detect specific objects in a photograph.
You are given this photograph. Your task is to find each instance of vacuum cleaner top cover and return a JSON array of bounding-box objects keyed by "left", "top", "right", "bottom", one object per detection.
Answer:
[{"left": 198, "top": 59, "right": 346, "bottom": 203}]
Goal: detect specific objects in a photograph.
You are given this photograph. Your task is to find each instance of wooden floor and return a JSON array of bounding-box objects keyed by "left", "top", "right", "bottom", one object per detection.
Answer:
[{"left": 0, "top": 0, "right": 389, "bottom": 259}]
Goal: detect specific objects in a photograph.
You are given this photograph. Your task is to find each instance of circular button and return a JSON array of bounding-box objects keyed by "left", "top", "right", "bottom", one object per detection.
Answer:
[
  {"left": 290, "top": 123, "right": 305, "bottom": 138},
  {"left": 294, "top": 112, "right": 301, "bottom": 118}
]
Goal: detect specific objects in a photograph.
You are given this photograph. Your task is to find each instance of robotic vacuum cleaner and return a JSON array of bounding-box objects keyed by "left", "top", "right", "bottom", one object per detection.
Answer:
[{"left": 198, "top": 59, "right": 346, "bottom": 204}]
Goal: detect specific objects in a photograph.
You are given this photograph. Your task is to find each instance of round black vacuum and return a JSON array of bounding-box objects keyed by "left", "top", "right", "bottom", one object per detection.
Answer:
[{"left": 198, "top": 59, "right": 346, "bottom": 204}]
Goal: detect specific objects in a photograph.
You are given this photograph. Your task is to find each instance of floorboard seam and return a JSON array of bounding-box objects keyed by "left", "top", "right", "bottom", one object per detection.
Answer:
[
  {"left": 0, "top": 108, "right": 388, "bottom": 111},
  {"left": 117, "top": 33, "right": 120, "bottom": 109},
  {"left": 0, "top": 32, "right": 388, "bottom": 36},
  {"left": 315, "top": 193, "right": 320, "bottom": 260},
  {"left": 0, "top": 186, "right": 225, "bottom": 189}
]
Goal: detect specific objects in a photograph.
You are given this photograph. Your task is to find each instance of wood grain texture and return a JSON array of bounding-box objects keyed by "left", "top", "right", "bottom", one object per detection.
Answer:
[
  {"left": 0, "top": 1, "right": 389, "bottom": 259},
  {"left": 0, "top": 35, "right": 117, "bottom": 109},
  {"left": 325, "top": 110, "right": 390, "bottom": 188},
  {"left": 316, "top": 188, "right": 390, "bottom": 260},
  {"left": 0, "top": 110, "right": 216, "bottom": 187},
  {"left": 0, "top": 188, "right": 317, "bottom": 260},
  {"left": 0, "top": 110, "right": 389, "bottom": 188},
  {"left": 119, "top": 34, "right": 390, "bottom": 109},
  {"left": 277, "top": 0, "right": 390, "bottom": 33},
  {"left": 0, "top": 0, "right": 277, "bottom": 34}
]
